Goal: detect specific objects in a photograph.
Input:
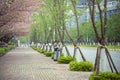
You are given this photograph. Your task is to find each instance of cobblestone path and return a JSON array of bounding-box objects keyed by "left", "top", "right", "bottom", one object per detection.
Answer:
[{"left": 0, "top": 47, "right": 92, "bottom": 80}]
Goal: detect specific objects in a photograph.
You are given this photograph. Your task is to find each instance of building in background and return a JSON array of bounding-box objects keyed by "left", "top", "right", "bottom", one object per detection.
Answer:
[
  {"left": 76, "top": 0, "right": 120, "bottom": 23},
  {"left": 66, "top": 0, "right": 120, "bottom": 28}
]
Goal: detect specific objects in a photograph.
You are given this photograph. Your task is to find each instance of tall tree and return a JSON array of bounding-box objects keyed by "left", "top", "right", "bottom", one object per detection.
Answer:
[{"left": 88, "top": 0, "right": 118, "bottom": 75}]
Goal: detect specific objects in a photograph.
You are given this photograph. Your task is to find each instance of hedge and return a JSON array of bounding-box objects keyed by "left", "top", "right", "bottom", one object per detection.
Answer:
[
  {"left": 0, "top": 45, "right": 14, "bottom": 56},
  {"left": 89, "top": 72, "right": 120, "bottom": 80},
  {"left": 57, "top": 55, "right": 74, "bottom": 64},
  {"left": 44, "top": 51, "right": 54, "bottom": 57},
  {"left": 69, "top": 61, "right": 93, "bottom": 71},
  {"left": 0, "top": 48, "right": 5, "bottom": 56}
]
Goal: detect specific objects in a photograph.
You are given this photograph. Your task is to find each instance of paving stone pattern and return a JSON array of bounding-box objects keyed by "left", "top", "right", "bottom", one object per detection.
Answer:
[{"left": 0, "top": 47, "right": 92, "bottom": 80}]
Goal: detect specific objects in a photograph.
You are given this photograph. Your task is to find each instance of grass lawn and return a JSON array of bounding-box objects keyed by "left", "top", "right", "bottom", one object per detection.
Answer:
[{"left": 67, "top": 44, "right": 120, "bottom": 51}]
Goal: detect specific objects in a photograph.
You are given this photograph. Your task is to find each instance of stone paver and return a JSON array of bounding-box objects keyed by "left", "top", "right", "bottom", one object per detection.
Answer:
[{"left": 0, "top": 47, "right": 92, "bottom": 80}]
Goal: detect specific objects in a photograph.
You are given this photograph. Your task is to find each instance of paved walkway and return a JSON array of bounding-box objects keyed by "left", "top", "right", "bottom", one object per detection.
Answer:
[{"left": 0, "top": 47, "right": 92, "bottom": 80}]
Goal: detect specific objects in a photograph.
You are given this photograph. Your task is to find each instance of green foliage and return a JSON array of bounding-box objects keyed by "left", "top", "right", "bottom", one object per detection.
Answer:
[
  {"left": 29, "top": 0, "right": 120, "bottom": 45},
  {"left": 40, "top": 50, "right": 47, "bottom": 54},
  {"left": 9, "top": 39, "right": 18, "bottom": 45},
  {"left": 0, "top": 48, "right": 5, "bottom": 56},
  {"left": 51, "top": 54, "right": 54, "bottom": 59},
  {"left": 57, "top": 55, "right": 74, "bottom": 64},
  {"left": 44, "top": 51, "right": 54, "bottom": 57},
  {"left": 106, "top": 45, "right": 120, "bottom": 50},
  {"left": 107, "top": 13, "right": 120, "bottom": 42},
  {"left": 96, "top": 0, "right": 102, "bottom": 4},
  {"left": 30, "top": 4, "right": 54, "bottom": 43},
  {"left": 103, "top": 8, "right": 107, "bottom": 12},
  {"left": 4, "top": 45, "right": 14, "bottom": 51},
  {"left": 77, "top": 44, "right": 120, "bottom": 50},
  {"left": 31, "top": 46, "right": 38, "bottom": 50},
  {"left": 36, "top": 49, "right": 42, "bottom": 53},
  {"left": 0, "top": 45, "right": 14, "bottom": 56},
  {"left": 69, "top": 61, "right": 93, "bottom": 71},
  {"left": 31, "top": 46, "right": 47, "bottom": 54},
  {"left": 8, "top": 45, "right": 14, "bottom": 49},
  {"left": 89, "top": 72, "right": 120, "bottom": 80},
  {"left": 18, "top": 36, "right": 29, "bottom": 43},
  {"left": 68, "top": 22, "right": 96, "bottom": 41},
  {"left": 69, "top": 61, "right": 80, "bottom": 71},
  {"left": 68, "top": 27, "right": 78, "bottom": 40}
]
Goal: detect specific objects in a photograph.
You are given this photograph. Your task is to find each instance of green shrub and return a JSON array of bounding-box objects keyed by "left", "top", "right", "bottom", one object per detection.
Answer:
[
  {"left": 69, "top": 61, "right": 80, "bottom": 71},
  {"left": 57, "top": 55, "right": 74, "bottom": 64},
  {"left": 51, "top": 54, "right": 54, "bottom": 59},
  {"left": 4, "top": 47, "right": 9, "bottom": 51},
  {"left": 89, "top": 72, "right": 120, "bottom": 80},
  {"left": 45, "top": 52, "right": 54, "bottom": 57},
  {"left": 4, "top": 45, "right": 14, "bottom": 51},
  {"left": 0, "top": 45, "right": 14, "bottom": 56},
  {"left": 31, "top": 46, "right": 46, "bottom": 54},
  {"left": 35, "top": 48, "right": 42, "bottom": 53},
  {"left": 8, "top": 45, "right": 14, "bottom": 50},
  {"left": 69, "top": 61, "right": 93, "bottom": 71},
  {"left": 37, "top": 49, "right": 42, "bottom": 53},
  {"left": 79, "top": 61, "right": 93, "bottom": 71},
  {"left": 61, "top": 53, "right": 64, "bottom": 57},
  {"left": 40, "top": 50, "right": 47, "bottom": 54},
  {"left": 0, "top": 48, "right": 5, "bottom": 56},
  {"left": 31, "top": 46, "right": 38, "bottom": 50}
]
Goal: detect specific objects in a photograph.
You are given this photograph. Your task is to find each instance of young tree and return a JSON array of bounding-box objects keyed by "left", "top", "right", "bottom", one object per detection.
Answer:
[
  {"left": 63, "top": 0, "right": 86, "bottom": 61},
  {"left": 88, "top": 0, "right": 118, "bottom": 75}
]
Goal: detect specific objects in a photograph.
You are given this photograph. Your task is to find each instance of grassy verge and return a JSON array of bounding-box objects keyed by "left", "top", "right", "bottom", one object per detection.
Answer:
[
  {"left": 106, "top": 46, "right": 120, "bottom": 51},
  {"left": 67, "top": 44, "right": 120, "bottom": 51},
  {"left": 0, "top": 45, "right": 15, "bottom": 57},
  {"left": 89, "top": 72, "right": 120, "bottom": 80}
]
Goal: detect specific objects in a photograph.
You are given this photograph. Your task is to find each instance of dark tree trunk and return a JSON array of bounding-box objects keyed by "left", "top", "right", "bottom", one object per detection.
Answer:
[{"left": 88, "top": 0, "right": 118, "bottom": 75}]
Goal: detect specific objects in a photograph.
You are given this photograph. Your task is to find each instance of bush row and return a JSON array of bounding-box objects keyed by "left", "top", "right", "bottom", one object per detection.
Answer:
[
  {"left": 31, "top": 46, "right": 54, "bottom": 57},
  {"left": 89, "top": 72, "right": 120, "bottom": 80},
  {"left": 57, "top": 55, "right": 93, "bottom": 71},
  {"left": 57, "top": 55, "right": 74, "bottom": 64},
  {"left": 0, "top": 45, "right": 14, "bottom": 56},
  {"left": 69, "top": 61, "right": 93, "bottom": 71},
  {"left": 31, "top": 46, "right": 94, "bottom": 72},
  {"left": 45, "top": 51, "right": 54, "bottom": 57},
  {"left": 31, "top": 46, "right": 119, "bottom": 79}
]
